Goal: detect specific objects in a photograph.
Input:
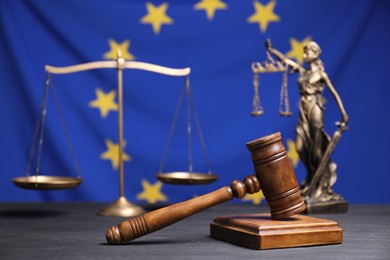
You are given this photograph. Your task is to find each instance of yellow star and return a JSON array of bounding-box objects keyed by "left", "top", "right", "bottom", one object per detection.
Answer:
[
  {"left": 137, "top": 179, "right": 168, "bottom": 204},
  {"left": 286, "top": 37, "right": 311, "bottom": 64},
  {"left": 88, "top": 88, "right": 118, "bottom": 118},
  {"left": 100, "top": 139, "right": 131, "bottom": 170},
  {"left": 194, "top": 0, "right": 228, "bottom": 21},
  {"left": 287, "top": 139, "right": 300, "bottom": 167},
  {"left": 242, "top": 190, "right": 265, "bottom": 205},
  {"left": 140, "top": 2, "right": 173, "bottom": 34},
  {"left": 103, "top": 38, "right": 135, "bottom": 60},
  {"left": 247, "top": 0, "right": 280, "bottom": 33}
]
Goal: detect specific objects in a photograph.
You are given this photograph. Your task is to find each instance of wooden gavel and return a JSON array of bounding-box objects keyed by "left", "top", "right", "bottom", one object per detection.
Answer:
[{"left": 106, "top": 132, "right": 306, "bottom": 244}]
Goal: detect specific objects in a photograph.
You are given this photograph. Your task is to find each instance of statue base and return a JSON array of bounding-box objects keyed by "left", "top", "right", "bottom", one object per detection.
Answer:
[
  {"left": 304, "top": 199, "right": 349, "bottom": 214},
  {"left": 210, "top": 213, "right": 342, "bottom": 250}
]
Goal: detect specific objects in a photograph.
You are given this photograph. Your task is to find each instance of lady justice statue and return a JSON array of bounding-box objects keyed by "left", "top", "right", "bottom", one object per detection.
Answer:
[{"left": 251, "top": 39, "right": 349, "bottom": 214}]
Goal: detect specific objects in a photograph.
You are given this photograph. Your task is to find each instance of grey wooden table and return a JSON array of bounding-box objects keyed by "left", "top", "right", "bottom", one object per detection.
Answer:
[{"left": 0, "top": 203, "right": 389, "bottom": 259}]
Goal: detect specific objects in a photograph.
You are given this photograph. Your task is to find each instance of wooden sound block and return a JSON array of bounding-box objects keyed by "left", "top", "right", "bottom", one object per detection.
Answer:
[{"left": 210, "top": 213, "right": 342, "bottom": 250}]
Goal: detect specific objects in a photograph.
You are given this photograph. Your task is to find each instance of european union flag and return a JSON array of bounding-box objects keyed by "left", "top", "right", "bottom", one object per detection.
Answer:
[{"left": 1, "top": 0, "right": 389, "bottom": 205}]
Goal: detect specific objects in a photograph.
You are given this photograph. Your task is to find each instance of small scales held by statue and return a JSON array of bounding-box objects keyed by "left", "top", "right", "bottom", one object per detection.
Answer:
[
  {"left": 250, "top": 39, "right": 349, "bottom": 214},
  {"left": 11, "top": 40, "right": 348, "bottom": 250}
]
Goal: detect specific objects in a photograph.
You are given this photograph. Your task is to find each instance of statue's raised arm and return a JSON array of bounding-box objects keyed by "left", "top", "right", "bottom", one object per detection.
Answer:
[{"left": 265, "top": 39, "right": 302, "bottom": 73}]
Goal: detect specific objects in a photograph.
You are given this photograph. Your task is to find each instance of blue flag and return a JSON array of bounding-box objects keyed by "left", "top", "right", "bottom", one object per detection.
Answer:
[{"left": 1, "top": 0, "right": 389, "bottom": 204}]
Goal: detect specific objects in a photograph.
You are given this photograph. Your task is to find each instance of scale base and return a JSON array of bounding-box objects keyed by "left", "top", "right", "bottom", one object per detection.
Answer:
[
  {"left": 210, "top": 213, "right": 342, "bottom": 250},
  {"left": 304, "top": 199, "right": 349, "bottom": 214},
  {"left": 97, "top": 196, "right": 145, "bottom": 217}
]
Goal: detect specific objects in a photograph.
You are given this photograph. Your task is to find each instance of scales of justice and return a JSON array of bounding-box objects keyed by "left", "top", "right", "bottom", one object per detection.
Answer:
[{"left": 12, "top": 51, "right": 218, "bottom": 217}]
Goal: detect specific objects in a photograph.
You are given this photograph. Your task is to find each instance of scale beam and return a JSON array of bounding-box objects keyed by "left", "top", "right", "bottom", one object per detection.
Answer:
[{"left": 45, "top": 61, "right": 191, "bottom": 77}]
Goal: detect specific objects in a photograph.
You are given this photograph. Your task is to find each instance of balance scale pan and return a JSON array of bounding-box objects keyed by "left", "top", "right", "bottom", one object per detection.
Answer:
[
  {"left": 156, "top": 172, "right": 218, "bottom": 185},
  {"left": 12, "top": 176, "right": 82, "bottom": 190}
]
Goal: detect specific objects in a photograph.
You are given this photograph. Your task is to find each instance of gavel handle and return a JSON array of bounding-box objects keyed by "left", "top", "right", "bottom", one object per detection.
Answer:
[{"left": 106, "top": 175, "right": 260, "bottom": 244}]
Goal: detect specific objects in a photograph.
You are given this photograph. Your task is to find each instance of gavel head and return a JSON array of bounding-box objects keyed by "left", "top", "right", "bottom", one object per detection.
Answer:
[{"left": 246, "top": 132, "right": 306, "bottom": 220}]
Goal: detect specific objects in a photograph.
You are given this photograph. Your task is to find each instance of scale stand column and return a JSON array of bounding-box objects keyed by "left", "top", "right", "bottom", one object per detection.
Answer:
[{"left": 98, "top": 52, "right": 145, "bottom": 217}]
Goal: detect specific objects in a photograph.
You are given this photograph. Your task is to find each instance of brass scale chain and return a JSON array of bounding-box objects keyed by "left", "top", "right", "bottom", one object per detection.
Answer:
[
  {"left": 251, "top": 51, "right": 292, "bottom": 117},
  {"left": 25, "top": 74, "right": 82, "bottom": 179}
]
